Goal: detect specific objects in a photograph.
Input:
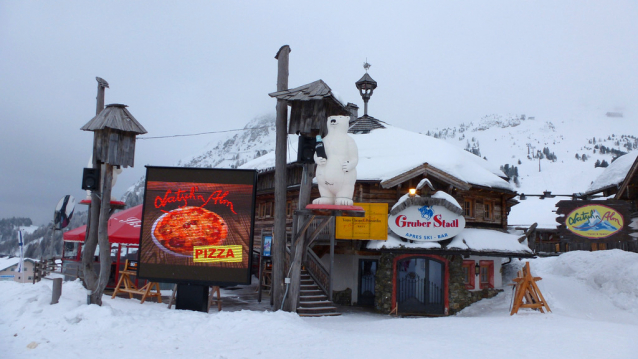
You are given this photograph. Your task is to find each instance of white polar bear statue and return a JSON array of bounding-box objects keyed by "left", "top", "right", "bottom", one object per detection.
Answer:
[{"left": 313, "top": 115, "right": 359, "bottom": 206}]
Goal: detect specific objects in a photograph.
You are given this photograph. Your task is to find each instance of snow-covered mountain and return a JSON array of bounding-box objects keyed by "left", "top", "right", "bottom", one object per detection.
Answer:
[
  {"left": 426, "top": 111, "right": 637, "bottom": 227},
  {"left": 120, "top": 114, "right": 277, "bottom": 207},
  {"left": 0, "top": 211, "right": 87, "bottom": 258},
  {"left": 121, "top": 109, "right": 637, "bottom": 228}
]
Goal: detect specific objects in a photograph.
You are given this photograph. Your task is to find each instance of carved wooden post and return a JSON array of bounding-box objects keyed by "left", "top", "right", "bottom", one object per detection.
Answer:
[
  {"left": 272, "top": 45, "right": 290, "bottom": 310},
  {"left": 81, "top": 92, "right": 146, "bottom": 305},
  {"left": 82, "top": 77, "right": 108, "bottom": 304}
]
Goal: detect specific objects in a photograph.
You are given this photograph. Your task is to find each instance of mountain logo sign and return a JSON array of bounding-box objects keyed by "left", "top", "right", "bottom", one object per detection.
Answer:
[{"left": 566, "top": 204, "right": 624, "bottom": 239}]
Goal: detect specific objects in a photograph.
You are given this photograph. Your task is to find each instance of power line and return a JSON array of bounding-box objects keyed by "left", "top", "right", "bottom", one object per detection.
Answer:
[{"left": 137, "top": 126, "right": 273, "bottom": 140}]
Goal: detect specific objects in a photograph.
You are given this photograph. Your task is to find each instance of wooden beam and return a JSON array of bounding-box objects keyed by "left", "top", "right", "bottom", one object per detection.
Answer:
[{"left": 272, "top": 45, "right": 290, "bottom": 311}]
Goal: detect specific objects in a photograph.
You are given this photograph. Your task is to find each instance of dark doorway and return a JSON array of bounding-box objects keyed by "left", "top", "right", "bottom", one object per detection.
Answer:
[
  {"left": 358, "top": 259, "right": 378, "bottom": 306},
  {"left": 396, "top": 257, "right": 444, "bottom": 315}
]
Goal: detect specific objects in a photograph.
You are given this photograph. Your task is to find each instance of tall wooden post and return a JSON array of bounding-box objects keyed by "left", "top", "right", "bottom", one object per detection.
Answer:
[
  {"left": 272, "top": 45, "right": 290, "bottom": 310},
  {"left": 80, "top": 79, "right": 146, "bottom": 306},
  {"left": 82, "top": 77, "right": 108, "bottom": 304},
  {"left": 95, "top": 163, "right": 113, "bottom": 293}
]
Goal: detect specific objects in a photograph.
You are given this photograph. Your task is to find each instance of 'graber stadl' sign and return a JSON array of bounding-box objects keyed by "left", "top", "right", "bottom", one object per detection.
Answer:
[{"left": 389, "top": 204, "right": 466, "bottom": 241}]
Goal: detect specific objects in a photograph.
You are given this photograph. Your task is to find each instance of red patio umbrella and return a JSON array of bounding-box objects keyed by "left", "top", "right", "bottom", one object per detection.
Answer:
[{"left": 63, "top": 205, "right": 142, "bottom": 245}]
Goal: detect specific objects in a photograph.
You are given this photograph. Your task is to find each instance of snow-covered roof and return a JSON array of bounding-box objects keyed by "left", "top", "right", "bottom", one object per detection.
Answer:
[
  {"left": 240, "top": 124, "right": 512, "bottom": 191},
  {"left": 586, "top": 152, "right": 638, "bottom": 194},
  {"left": 366, "top": 228, "right": 533, "bottom": 256},
  {"left": 0, "top": 257, "right": 35, "bottom": 271},
  {"left": 447, "top": 228, "right": 532, "bottom": 255},
  {"left": 366, "top": 232, "right": 443, "bottom": 250}
]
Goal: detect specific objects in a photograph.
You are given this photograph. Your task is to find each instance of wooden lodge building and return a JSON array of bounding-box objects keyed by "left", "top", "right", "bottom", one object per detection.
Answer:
[{"left": 240, "top": 74, "right": 533, "bottom": 316}]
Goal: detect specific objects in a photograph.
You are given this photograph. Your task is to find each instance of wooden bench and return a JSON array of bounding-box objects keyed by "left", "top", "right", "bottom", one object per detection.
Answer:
[{"left": 111, "top": 260, "right": 162, "bottom": 304}]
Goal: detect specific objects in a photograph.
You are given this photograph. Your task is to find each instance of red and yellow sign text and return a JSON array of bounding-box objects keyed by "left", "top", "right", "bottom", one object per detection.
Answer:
[{"left": 193, "top": 245, "right": 243, "bottom": 263}]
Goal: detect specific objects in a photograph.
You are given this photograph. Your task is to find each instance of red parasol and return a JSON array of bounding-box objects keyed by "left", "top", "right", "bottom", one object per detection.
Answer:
[{"left": 63, "top": 205, "right": 142, "bottom": 245}]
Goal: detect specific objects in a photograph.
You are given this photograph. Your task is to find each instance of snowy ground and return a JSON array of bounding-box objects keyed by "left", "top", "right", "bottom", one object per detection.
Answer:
[{"left": 2, "top": 250, "right": 638, "bottom": 359}]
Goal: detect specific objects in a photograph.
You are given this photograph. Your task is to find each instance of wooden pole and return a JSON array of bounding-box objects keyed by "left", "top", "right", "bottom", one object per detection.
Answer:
[
  {"left": 298, "top": 163, "right": 314, "bottom": 266},
  {"left": 329, "top": 217, "right": 335, "bottom": 301},
  {"left": 92, "top": 163, "right": 113, "bottom": 305},
  {"left": 82, "top": 78, "right": 107, "bottom": 304},
  {"left": 272, "top": 45, "right": 290, "bottom": 310}
]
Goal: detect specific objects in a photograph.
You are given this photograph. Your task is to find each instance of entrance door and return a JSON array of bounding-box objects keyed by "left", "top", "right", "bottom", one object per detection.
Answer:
[
  {"left": 358, "top": 259, "right": 377, "bottom": 306},
  {"left": 396, "top": 257, "right": 444, "bottom": 315}
]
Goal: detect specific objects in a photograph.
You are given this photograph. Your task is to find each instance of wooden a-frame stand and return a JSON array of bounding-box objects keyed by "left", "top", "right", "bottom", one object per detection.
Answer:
[
  {"left": 111, "top": 260, "right": 162, "bottom": 304},
  {"left": 510, "top": 262, "right": 550, "bottom": 315}
]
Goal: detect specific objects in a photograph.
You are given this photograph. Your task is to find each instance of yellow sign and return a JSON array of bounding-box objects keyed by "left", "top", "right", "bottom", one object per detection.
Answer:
[
  {"left": 566, "top": 204, "right": 624, "bottom": 239},
  {"left": 193, "top": 245, "right": 243, "bottom": 263},
  {"left": 336, "top": 203, "right": 388, "bottom": 240}
]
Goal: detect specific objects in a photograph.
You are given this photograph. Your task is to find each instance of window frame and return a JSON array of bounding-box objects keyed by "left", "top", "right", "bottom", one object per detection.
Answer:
[
  {"left": 462, "top": 260, "right": 476, "bottom": 290},
  {"left": 483, "top": 201, "right": 493, "bottom": 221},
  {"left": 464, "top": 198, "right": 475, "bottom": 218},
  {"left": 264, "top": 201, "right": 272, "bottom": 218},
  {"left": 479, "top": 260, "right": 494, "bottom": 289}
]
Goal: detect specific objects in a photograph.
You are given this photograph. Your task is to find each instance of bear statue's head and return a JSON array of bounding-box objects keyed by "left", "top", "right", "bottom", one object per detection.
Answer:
[{"left": 327, "top": 115, "right": 350, "bottom": 135}]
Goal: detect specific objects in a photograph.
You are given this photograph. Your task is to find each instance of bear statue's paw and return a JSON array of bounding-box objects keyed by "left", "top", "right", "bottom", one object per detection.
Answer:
[
  {"left": 335, "top": 197, "right": 354, "bottom": 206},
  {"left": 313, "top": 197, "right": 335, "bottom": 205}
]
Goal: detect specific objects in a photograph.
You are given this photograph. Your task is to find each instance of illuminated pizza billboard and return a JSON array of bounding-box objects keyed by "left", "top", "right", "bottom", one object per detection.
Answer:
[{"left": 138, "top": 166, "right": 257, "bottom": 286}]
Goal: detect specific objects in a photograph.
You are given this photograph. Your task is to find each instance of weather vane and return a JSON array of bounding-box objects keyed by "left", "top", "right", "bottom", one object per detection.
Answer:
[{"left": 363, "top": 58, "right": 371, "bottom": 72}]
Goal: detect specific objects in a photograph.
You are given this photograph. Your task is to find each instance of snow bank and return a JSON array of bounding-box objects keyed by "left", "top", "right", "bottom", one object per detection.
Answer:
[{"left": 2, "top": 251, "right": 638, "bottom": 359}]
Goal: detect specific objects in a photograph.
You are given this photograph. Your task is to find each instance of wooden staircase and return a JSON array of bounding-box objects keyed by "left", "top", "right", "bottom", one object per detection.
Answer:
[{"left": 297, "top": 269, "right": 340, "bottom": 317}]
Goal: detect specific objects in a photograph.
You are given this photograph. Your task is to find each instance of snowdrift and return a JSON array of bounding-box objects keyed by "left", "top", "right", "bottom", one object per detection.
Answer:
[{"left": 1, "top": 250, "right": 637, "bottom": 359}]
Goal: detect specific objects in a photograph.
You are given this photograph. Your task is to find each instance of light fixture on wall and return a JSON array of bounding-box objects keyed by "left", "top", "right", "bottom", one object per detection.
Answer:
[
  {"left": 408, "top": 188, "right": 416, "bottom": 197},
  {"left": 475, "top": 262, "right": 480, "bottom": 276}
]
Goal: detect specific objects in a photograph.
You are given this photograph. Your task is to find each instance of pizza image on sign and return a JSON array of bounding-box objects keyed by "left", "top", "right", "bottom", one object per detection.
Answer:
[{"left": 152, "top": 206, "right": 228, "bottom": 256}]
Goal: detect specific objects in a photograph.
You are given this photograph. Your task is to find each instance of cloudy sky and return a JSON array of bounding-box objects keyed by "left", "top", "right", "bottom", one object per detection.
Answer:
[{"left": 1, "top": 1, "right": 637, "bottom": 224}]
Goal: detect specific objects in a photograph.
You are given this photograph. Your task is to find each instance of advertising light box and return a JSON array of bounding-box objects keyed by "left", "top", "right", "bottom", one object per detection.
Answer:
[{"left": 138, "top": 166, "right": 257, "bottom": 286}]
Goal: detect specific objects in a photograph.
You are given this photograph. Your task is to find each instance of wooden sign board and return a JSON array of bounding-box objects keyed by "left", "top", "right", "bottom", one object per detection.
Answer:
[
  {"left": 555, "top": 200, "right": 635, "bottom": 242},
  {"left": 336, "top": 203, "right": 388, "bottom": 240}
]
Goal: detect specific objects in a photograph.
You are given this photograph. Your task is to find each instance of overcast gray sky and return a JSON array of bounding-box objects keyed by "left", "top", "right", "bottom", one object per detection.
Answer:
[{"left": 1, "top": 1, "right": 637, "bottom": 224}]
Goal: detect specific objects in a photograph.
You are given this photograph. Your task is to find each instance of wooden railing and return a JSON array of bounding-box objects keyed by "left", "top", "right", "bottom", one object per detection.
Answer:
[
  {"left": 307, "top": 218, "right": 332, "bottom": 240},
  {"left": 305, "top": 247, "right": 330, "bottom": 296}
]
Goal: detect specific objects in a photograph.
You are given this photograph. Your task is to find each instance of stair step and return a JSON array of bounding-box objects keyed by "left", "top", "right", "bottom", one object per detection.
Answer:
[
  {"left": 298, "top": 312, "right": 342, "bottom": 317},
  {"left": 300, "top": 289, "right": 324, "bottom": 296},
  {"left": 297, "top": 306, "right": 338, "bottom": 315},
  {"left": 299, "top": 295, "right": 328, "bottom": 301},
  {"left": 300, "top": 284, "right": 319, "bottom": 290},
  {"left": 299, "top": 300, "right": 334, "bottom": 308}
]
